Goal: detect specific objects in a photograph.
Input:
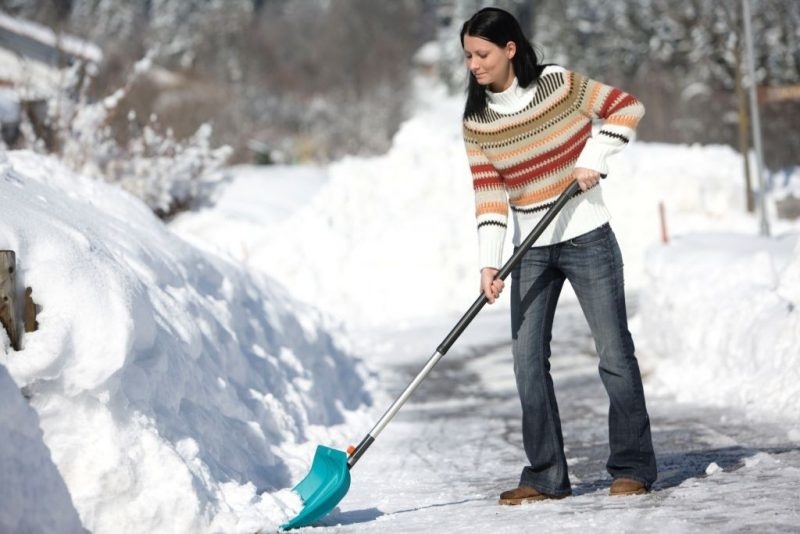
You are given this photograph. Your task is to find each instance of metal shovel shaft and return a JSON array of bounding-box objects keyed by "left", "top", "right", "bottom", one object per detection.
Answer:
[{"left": 347, "top": 180, "right": 581, "bottom": 469}]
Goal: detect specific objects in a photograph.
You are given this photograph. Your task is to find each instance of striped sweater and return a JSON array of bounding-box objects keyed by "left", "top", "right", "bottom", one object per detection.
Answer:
[{"left": 462, "top": 65, "right": 645, "bottom": 269}]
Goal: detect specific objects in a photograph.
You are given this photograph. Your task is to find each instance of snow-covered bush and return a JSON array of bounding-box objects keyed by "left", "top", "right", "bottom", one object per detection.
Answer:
[{"left": 22, "top": 56, "right": 232, "bottom": 219}]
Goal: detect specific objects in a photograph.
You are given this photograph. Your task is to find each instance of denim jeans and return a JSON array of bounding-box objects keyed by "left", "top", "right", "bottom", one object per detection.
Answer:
[{"left": 509, "top": 223, "right": 657, "bottom": 495}]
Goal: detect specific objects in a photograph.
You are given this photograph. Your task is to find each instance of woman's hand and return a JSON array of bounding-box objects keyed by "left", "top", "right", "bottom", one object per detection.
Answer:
[
  {"left": 572, "top": 167, "right": 601, "bottom": 192},
  {"left": 481, "top": 267, "right": 504, "bottom": 304}
]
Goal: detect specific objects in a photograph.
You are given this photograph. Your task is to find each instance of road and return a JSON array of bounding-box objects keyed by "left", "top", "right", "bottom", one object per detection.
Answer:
[{"left": 312, "top": 300, "right": 800, "bottom": 533}]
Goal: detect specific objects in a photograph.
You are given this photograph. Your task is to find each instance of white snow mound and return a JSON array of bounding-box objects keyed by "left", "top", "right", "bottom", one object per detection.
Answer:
[{"left": 0, "top": 151, "right": 370, "bottom": 533}]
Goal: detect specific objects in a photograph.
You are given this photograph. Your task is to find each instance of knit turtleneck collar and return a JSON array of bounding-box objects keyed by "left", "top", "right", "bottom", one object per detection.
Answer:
[{"left": 486, "top": 77, "right": 537, "bottom": 114}]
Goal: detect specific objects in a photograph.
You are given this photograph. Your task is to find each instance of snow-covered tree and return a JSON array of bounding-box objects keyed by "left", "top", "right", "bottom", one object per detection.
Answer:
[{"left": 533, "top": 0, "right": 800, "bottom": 168}]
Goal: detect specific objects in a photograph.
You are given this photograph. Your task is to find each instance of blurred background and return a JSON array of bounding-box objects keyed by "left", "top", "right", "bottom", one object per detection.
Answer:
[{"left": 1, "top": 0, "right": 798, "bottom": 217}]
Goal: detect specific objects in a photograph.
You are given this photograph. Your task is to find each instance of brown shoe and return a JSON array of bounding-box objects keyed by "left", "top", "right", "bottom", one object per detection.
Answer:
[
  {"left": 609, "top": 478, "right": 648, "bottom": 496},
  {"left": 498, "top": 486, "right": 568, "bottom": 505}
]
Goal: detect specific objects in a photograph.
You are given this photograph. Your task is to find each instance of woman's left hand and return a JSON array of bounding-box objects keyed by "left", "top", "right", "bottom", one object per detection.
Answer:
[{"left": 572, "top": 167, "right": 601, "bottom": 192}]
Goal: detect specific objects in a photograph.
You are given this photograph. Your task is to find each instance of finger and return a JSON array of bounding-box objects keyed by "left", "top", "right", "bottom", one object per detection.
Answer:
[
  {"left": 492, "top": 283, "right": 502, "bottom": 298},
  {"left": 482, "top": 283, "right": 495, "bottom": 303},
  {"left": 578, "top": 176, "right": 595, "bottom": 191}
]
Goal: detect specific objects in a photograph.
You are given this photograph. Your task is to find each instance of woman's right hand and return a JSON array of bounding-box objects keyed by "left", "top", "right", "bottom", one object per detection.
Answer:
[{"left": 480, "top": 267, "right": 504, "bottom": 304}]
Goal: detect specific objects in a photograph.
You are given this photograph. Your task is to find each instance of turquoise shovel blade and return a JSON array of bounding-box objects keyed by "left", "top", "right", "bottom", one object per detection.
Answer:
[{"left": 281, "top": 446, "right": 351, "bottom": 530}]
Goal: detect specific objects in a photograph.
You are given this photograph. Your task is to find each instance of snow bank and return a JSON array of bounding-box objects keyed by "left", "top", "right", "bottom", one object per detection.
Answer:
[
  {"left": 0, "top": 150, "right": 371, "bottom": 533},
  {"left": 638, "top": 233, "right": 800, "bottom": 424},
  {"left": 0, "top": 364, "right": 86, "bottom": 534},
  {"left": 172, "top": 88, "right": 797, "bottom": 328},
  {"left": 172, "top": 83, "right": 480, "bottom": 329}
]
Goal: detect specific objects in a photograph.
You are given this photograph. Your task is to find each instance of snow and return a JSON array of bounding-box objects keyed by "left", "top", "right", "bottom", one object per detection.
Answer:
[
  {"left": 172, "top": 83, "right": 477, "bottom": 330},
  {"left": 0, "top": 88, "right": 19, "bottom": 122},
  {"left": 0, "top": 150, "right": 371, "bottom": 533},
  {"left": 637, "top": 232, "right": 800, "bottom": 423},
  {"left": 0, "top": 363, "right": 86, "bottom": 534},
  {"left": 172, "top": 85, "right": 800, "bottom": 431},
  {"left": 2, "top": 79, "right": 800, "bottom": 533},
  {"left": 0, "top": 11, "right": 101, "bottom": 101},
  {"left": 0, "top": 10, "right": 103, "bottom": 64}
]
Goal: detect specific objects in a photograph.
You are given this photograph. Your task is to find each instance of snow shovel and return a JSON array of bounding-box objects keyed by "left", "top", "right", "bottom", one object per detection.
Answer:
[{"left": 281, "top": 180, "right": 582, "bottom": 530}]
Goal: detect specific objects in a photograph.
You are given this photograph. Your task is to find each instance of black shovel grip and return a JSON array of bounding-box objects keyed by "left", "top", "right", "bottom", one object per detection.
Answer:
[{"left": 436, "top": 180, "right": 581, "bottom": 355}]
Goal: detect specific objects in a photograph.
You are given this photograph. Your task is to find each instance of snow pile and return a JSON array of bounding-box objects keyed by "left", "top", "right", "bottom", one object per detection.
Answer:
[
  {"left": 173, "top": 91, "right": 797, "bottom": 318},
  {"left": 0, "top": 150, "right": 371, "bottom": 533},
  {"left": 173, "top": 83, "right": 480, "bottom": 328},
  {"left": 0, "top": 364, "right": 86, "bottom": 534},
  {"left": 638, "top": 233, "right": 800, "bottom": 423}
]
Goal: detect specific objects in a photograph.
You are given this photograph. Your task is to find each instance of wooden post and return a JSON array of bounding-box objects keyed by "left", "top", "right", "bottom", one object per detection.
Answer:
[
  {"left": 659, "top": 202, "right": 669, "bottom": 244},
  {"left": 24, "top": 287, "right": 39, "bottom": 333},
  {"left": 0, "top": 250, "right": 20, "bottom": 350}
]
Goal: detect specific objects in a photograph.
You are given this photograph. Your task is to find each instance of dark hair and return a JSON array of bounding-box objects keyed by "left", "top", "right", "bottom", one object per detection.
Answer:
[{"left": 460, "top": 7, "right": 543, "bottom": 119}]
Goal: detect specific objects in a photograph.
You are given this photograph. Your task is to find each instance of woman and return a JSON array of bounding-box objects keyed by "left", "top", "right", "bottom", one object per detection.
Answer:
[{"left": 460, "top": 7, "right": 657, "bottom": 503}]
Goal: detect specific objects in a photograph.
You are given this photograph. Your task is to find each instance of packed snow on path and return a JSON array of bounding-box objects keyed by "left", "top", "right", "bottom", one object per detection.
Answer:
[{"left": 312, "top": 305, "right": 800, "bottom": 533}]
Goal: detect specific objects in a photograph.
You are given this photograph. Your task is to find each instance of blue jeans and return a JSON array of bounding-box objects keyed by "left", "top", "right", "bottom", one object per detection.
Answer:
[{"left": 510, "top": 223, "right": 657, "bottom": 495}]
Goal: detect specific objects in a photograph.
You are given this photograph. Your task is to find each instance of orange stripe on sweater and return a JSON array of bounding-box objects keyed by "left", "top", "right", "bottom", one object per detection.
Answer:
[
  {"left": 587, "top": 83, "right": 604, "bottom": 117},
  {"left": 605, "top": 115, "right": 641, "bottom": 129},
  {"left": 511, "top": 176, "right": 575, "bottom": 206},
  {"left": 476, "top": 202, "right": 508, "bottom": 216},
  {"left": 465, "top": 147, "right": 489, "bottom": 158}
]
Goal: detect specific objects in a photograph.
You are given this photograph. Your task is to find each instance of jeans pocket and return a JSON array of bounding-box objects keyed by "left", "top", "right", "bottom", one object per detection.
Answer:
[{"left": 568, "top": 223, "right": 609, "bottom": 247}]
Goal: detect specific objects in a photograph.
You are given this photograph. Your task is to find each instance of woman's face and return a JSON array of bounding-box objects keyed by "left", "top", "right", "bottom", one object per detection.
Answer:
[{"left": 463, "top": 35, "right": 516, "bottom": 92}]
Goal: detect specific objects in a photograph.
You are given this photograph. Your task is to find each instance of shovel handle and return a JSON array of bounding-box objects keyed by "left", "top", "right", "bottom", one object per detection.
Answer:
[{"left": 347, "top": 180, "right": 582, "bottom": 469}]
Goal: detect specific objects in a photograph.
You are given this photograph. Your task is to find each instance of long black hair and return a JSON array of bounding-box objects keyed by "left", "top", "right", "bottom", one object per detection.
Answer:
[{"left": 460, "top": 7, "right": 544, "bottom": 119}]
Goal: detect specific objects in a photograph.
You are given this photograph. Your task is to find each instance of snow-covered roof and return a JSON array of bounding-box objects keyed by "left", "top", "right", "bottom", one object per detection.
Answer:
[
  {"left": 0, "top": 11, "right": 102, "bottom": 100},
  {"left": 0, "top": 10, "right": 102, "bottom": 65}
]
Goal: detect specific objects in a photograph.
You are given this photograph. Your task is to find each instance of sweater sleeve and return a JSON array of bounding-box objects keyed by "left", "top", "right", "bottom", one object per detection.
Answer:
[
  {"left": 463, "top": 125, "right": 507, "bottom": 270},
  {"left": 573, "top": 73, "right": 645, "bottom": 175}
]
